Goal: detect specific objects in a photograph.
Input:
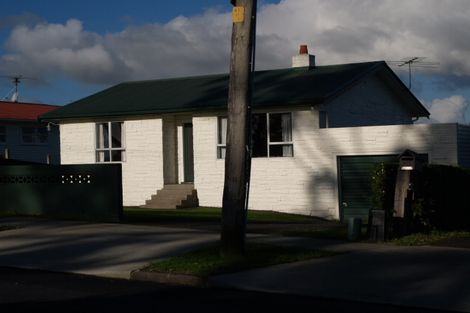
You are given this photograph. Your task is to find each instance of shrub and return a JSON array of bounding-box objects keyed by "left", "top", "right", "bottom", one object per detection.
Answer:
[{"left": 371, "top": 162, "right": 397, "bottom": 215}]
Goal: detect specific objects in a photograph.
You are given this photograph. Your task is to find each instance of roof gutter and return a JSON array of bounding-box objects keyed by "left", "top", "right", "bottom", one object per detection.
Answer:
[{"left": 39, "top": 100, "right": 322, "bottom": 122}]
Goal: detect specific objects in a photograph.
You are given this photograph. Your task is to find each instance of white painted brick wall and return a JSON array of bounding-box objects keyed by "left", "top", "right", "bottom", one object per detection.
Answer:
[
  {"left": 193, "top": 112, "right": 459, "bottom": 219},
  {"left": 193, "top": 116, "right": 225, "bottom": 204},
  {"left": 457, "top": 124, "right": 470, "bottom": 168},
  {"left": 60, "top": 123, "right": 95, "bottom": 164},
  {"left": 60, "top": 114, "right": 459, "bottom": 218},
  {"left": 123, "top": 119, "right": 164, "bottom": 206},
  {"left": 60, "top": 119, "right": 164, "bottom": 206}
]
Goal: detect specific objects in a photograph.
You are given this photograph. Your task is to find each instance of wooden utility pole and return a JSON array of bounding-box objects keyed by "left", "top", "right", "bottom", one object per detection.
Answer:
[{"left": 221, "top": 0, "right": 257, "bottom": 255}]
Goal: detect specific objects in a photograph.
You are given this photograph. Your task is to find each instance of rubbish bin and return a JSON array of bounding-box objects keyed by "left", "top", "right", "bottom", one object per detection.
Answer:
[
  {"left": 348, "top": 217, "right": 362, "bottom": 241},
  {"left": 369, "top": 209, "right": 385, "bottom": 241}
]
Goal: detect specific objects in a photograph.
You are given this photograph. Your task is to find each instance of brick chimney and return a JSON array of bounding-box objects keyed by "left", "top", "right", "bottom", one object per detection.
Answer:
[{"left": 292, "top": 44, "right": 316, "bottom": 68}]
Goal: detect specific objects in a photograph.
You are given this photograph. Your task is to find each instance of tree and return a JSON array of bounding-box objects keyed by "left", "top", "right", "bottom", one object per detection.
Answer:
[{"left": 221, "top": 0, "right": 257, "bottom": 255}]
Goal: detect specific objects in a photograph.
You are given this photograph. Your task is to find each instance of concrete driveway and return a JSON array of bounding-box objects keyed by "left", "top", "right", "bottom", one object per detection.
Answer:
[{"left": 0, "top": 218, "right": 218, "bottom": 279}]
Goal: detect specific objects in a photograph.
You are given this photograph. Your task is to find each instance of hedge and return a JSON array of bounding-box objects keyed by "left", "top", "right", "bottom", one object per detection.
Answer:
[{"left": 371, "top": 163, "right": 470, "bottom": 231}]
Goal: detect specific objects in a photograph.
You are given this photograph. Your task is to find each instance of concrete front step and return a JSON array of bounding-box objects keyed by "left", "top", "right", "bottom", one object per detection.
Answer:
[
  {"left": 162, "top": 184, "right": 195, "bottom": 190},
  {"left": 141, "top": 184, "right": 198, "bottom": 209},
  {"left": 150, "top": 190, "right": 196, "bottom": 200}
]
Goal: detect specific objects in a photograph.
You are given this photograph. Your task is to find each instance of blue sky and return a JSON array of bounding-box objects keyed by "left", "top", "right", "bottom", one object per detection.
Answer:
[
  {"left": 1, "top": 0, "right": 470, "bottom": 123},
  {"left": 0, "top": 0, "right": 246, "bottom": 103}
]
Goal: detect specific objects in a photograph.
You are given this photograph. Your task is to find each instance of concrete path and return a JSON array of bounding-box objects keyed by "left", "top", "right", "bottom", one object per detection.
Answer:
[
  {"left": 0, "top": 218, "right": 218, "bottom": 279},
  {"left": 211, "top": 236, "right": 470, "bottom": 313}
]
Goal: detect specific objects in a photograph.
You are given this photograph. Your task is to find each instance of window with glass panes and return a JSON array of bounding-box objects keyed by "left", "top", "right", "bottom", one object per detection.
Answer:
[
  {"left": 217, "top": 117, "right": 227, "bottom": 158},
  {"left": 96, "top": 122, "right": 125, "bottom": 162},
  {"left": 21, "top": 126, "right": 48, "bottom": 144},
  {"left": 217, "top": 112, "right": 293, "bottom": 159}
]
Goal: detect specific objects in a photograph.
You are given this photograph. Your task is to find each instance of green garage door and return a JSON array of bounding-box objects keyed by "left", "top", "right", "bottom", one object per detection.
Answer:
[{"left": 338, "top": 155, "right": 397, "bottom": 223}]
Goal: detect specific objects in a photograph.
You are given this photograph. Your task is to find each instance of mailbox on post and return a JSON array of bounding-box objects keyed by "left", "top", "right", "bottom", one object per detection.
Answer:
[
  {"left": 399, "top": 154, "right": 415, "bottom": 171},
  {"left": 394, "top": 150, "right": 417, "bottom": 218}
]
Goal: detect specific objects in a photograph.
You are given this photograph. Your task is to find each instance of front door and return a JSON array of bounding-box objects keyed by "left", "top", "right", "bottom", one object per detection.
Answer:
[{"left": 183, "top": 123, "right": 194, "bottom": 182}]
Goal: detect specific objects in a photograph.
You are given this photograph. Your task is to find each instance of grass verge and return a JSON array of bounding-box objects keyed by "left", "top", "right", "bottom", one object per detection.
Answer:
[
  {"left": 0, "top": 225, "right": 22, "bottom": 232},
  {"left": 280, "top": 226, "right": 369, "bottom": 241},
  {"left": 390, "top": 231, "right": 470, "bottom": 246},
  {"left": 142, "top": 243, "right": 337, "bottom": 278}
]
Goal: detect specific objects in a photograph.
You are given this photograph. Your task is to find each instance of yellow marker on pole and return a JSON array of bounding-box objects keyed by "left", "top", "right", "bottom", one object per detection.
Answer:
[{"left": 233, "top": 6, "right": 245, "bottom": 23}]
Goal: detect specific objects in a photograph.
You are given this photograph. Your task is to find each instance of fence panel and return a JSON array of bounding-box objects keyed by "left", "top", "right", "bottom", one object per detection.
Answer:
[{"left": 0, "top": 164, "right": 122, "bottom": 222}]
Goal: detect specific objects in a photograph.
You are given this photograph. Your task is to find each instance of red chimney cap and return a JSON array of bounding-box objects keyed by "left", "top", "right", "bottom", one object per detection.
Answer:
[{"left": 299, "top": 45, "right": 309, "bottom": 54}]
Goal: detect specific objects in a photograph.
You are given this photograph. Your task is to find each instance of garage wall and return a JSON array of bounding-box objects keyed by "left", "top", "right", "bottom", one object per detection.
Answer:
[
  {"left": 193, "top": 112, "right": 459, "bottom": 219},
  {"left": 458, "top": 124, "right": 470, "bottom": 168}
]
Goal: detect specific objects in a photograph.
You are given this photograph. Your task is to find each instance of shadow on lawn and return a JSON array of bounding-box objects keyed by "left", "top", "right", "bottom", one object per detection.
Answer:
[{"left": 121, "top": 207, "right": 349, "bottom": 239}]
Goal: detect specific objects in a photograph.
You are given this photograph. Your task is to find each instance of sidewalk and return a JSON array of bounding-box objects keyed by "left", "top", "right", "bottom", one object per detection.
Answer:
[
  {"left": 1, "top": 217, "right": 469, "bottom": 312},
  {"left": 211, "top": 235, "right": 470, "bottom": 312}
]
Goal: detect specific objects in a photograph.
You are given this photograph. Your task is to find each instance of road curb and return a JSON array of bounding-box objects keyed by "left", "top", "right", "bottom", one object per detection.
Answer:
[{"left": 130, "top": 270, "right": 207, "bottom": 287}]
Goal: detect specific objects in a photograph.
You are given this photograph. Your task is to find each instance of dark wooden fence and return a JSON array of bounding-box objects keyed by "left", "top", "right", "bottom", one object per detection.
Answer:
[{"left": 0, "top": 164, "right": 122, "bottom": 222}]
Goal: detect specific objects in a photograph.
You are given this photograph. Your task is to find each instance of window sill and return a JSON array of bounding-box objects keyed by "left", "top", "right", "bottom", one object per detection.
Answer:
[{"left": 217, "top": 156, "right": 295, "bottom": 160}]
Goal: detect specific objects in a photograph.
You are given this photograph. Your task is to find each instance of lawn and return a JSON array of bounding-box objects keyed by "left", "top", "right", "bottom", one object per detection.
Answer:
[
  {"left": 0, "top": 224, "right": 23, "bottom": 232},
  {"left": 280, "top": 226, "right": 369, "bottom": 240},
  {"left": 123, "top": 206, "right": 325, "bottom": 224},
  {"left": 389, "top": 231, "right": 470, "bottom": 246},
  {"left": 122, "top": 206, "right": 353, "bottom": 240},
  {"left": 142, "top": 242, "right": 337, "bottom": 278},
  {"left": 124, "top": 207, "right": 470, "bottom": 245}
]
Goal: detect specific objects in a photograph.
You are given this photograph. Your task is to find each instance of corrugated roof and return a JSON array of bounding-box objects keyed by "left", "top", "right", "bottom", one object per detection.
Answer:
[
  {"left": 41, "top": 61, "right": 429, "bottom": 120},
  {"left": 0, "top": 101, "right": 60, "bottom": 121}
]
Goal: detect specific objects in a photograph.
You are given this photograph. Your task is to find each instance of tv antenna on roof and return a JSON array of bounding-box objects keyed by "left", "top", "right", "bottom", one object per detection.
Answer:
[
  {"left": 387, "top": 57, "right": 439, "bottom": 90},
  {"left": 1, "top": 75, "right": 36, "bottom": 102}
]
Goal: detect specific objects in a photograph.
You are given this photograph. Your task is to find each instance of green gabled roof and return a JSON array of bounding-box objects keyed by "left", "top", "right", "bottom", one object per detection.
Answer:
[{"left": 41, "top": 61, "right": 429, "bottom": 120}]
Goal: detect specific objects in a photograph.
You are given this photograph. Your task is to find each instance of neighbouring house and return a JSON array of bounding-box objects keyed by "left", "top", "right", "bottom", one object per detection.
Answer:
[
  {"left": 0, "top": 100, "right": 61, "bottom": 164},
  {"left": 40, "top": 46, "right": 470, "bottom": 221}
]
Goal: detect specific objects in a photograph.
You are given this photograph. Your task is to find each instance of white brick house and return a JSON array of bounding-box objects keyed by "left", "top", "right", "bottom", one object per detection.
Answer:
[{"left": 41, "top": 47, "right": 470, "bottom": 221}]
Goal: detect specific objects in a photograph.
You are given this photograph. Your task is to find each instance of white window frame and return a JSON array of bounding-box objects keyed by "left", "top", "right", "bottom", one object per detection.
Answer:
[
  {"left": 216, "top": 112, "right": 294, "bottom": 159},
  {"left": 217, "top": 116, "right": 227, "bottom": 159},
  {"left": 95, "top": 121, "right": 126, "bottom": 163},
  {"left": 266, "top": 112, "right": 294, "bottom": 157}
]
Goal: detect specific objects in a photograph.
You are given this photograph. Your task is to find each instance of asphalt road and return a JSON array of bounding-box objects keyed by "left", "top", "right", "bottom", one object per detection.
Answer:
[{"left": 0, "top": 267, "right": 454, "bottom": 313}]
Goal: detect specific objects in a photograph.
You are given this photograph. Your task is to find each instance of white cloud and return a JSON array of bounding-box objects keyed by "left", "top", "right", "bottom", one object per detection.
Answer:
[
  {"left": 424, "top": 95, "right": 468, "bottom": 123},
  {"left": 1, "top": 19, "right": 127, "bottom": 84},
  {"left": 1, "top": 0, "right": 470, "bottom": 86}
]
